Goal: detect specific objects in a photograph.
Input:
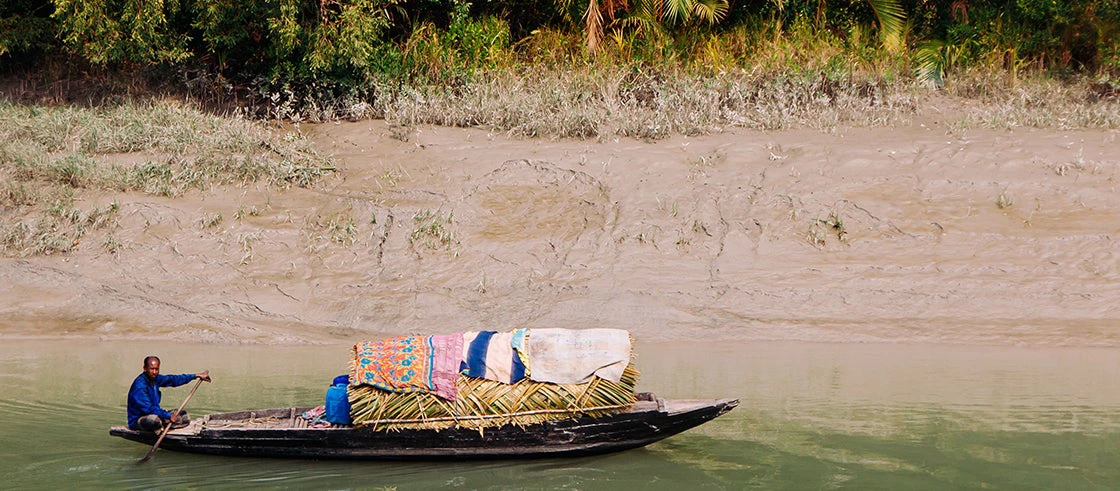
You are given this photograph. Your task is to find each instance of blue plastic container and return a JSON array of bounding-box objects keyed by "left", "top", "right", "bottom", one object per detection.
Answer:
[{"left": 324, "top": 384, "right": 352, "bottom": 425}]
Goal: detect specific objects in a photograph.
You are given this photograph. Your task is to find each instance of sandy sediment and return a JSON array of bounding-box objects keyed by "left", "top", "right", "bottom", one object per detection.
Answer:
[{"left": 1, "top": 115, "right": 1118, "bottom": 346}]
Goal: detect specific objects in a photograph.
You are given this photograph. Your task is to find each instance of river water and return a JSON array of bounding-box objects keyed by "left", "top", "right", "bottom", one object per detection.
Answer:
[{"left": 1, "top": 339, "right": 1118, "bottom": 489}]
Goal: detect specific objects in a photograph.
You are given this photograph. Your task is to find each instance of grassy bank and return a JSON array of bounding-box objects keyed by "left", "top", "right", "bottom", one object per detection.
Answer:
[
  {"left": 3, "top": 66, "right": 1118, "bottom": 259},
  {"left": 0, "top": 101, "right": 334, "bottom": 256},
  {"left": 318, "top": 66, "right": 1120, "bottom": 137}
]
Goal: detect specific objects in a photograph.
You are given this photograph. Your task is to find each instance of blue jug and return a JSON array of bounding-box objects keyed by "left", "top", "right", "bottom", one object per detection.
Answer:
[{"left": 324, "top": 383, "right": 352, "bottom": 425}]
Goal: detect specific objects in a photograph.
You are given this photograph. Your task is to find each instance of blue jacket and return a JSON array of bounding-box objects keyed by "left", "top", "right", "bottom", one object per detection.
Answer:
[{"left": 127, "top": 373, "right": 197, "bottom": 429}]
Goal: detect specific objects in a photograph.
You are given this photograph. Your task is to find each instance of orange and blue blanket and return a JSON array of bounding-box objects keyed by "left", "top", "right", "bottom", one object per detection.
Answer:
[{"left": 352, "top": 334, "right": 462, "bottom": 401}]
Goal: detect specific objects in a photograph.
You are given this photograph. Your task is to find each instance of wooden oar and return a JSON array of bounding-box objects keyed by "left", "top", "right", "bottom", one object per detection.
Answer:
[{"left": 138, "top": 378, "right": 204, "bottom": 463}]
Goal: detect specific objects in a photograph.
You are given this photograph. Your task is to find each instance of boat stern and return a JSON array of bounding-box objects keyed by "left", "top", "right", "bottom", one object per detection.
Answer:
[
  {"left": 109, "top": 426, "right": 155, "bottom": 445},
  {"left": 109, "top": 424, "right": 199, "bottom": 446}
]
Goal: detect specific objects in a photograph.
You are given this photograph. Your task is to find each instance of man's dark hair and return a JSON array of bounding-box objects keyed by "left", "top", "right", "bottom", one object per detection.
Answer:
[{"left": 143, "top": 355, "right": 160, "bottom": 366}]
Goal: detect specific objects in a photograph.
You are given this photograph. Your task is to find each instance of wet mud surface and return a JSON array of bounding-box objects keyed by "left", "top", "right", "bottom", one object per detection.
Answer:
[{"left": 2, "top": 119, "right": 1118, "bottom": 345}]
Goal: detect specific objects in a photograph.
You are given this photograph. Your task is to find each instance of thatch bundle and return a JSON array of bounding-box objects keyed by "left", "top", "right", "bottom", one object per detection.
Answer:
[{"left": 348, "top": 364, "right": 639, "bottom": 431}]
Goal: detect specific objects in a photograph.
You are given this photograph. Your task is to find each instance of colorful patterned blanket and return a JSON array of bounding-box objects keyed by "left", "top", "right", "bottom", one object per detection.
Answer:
[{"left": 351, "top": 334, "right": 462, "bottom": 401}]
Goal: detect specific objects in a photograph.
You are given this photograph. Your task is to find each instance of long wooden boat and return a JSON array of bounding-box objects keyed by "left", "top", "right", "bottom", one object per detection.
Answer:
[{"left": 109, "top": 394, "right": 738, "bottom": 460}]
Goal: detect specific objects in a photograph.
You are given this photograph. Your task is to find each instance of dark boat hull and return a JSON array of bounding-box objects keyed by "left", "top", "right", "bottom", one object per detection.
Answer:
[{"left": 109, "top": 398, "right": 738, "bottom": 460}]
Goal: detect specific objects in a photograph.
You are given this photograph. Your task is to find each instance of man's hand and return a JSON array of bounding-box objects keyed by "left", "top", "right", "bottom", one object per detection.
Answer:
[
  {"left": 197, "top": 370, "right": 211, "bottom": 383},
  {"left": 169, "top": 414, "right": 179, "bottom": 423}
]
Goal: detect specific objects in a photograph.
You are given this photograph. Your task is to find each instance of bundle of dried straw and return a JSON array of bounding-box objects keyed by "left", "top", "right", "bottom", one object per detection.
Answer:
[{"left": 348, "top": 364, "right": 639, "bottom": 431}]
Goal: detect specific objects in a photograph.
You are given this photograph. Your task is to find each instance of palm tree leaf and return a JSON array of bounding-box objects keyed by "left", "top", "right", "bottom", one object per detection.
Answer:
[
  {"left": 868, "top": 0, "right": 905, "bottom": 40},
  {"left": 661, "top": 0, "right": 691, "bottom": 24},
  {"left": 618, "top": 0, "right": 661, "bottom": 34},
  {"left": 914, "top": 39, "right": 946, "bottom": 87},
  {"left": 691, "top": 0, "right": 728, "bottom": 25},
  {"left": 585, "top": 0, "right": 604, "bottom": 53}
]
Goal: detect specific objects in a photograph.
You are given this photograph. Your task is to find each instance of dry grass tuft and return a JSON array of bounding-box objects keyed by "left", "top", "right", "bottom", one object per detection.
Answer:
[
  {"left": 369, "top": 67, "right": 921, "bottom": 138},
  {"left": 946, "top": 72, "right": 1120, "bottom": 129},
  {"left": 409, "top": 208, "right": 459, "bottom": 252}
]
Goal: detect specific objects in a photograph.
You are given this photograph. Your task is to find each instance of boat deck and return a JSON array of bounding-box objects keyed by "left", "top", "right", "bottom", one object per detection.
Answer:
[{"left": 199, "top": 408, "right": 335, "bottom": 430}]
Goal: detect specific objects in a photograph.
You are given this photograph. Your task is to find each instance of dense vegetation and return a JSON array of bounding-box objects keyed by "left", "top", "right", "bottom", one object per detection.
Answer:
[{"left": 3, "top": 0, "right": 1119, "bottom": 115}]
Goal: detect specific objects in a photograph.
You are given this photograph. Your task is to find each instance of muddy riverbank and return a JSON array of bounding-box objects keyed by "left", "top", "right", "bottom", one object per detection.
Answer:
[{"left": 2, "top": 108, "right": 1118, "bottom": 345}]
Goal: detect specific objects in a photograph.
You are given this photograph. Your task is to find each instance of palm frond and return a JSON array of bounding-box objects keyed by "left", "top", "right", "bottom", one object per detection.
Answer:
[
  {"left": 585, "top": 0, "right": 604, "bottom": 53},
  {"left": 619, "top": 0, "right": 661, "bottom": 34},
  {"left": 691, "top": 0, "right": 729, "bottom": 25},
  {"left": 914, "top": 39, "right": 946, "bottom": 88},
  {"left": 661, "top": 0, "right": 690, "bottom": 24},
  {"left": 868, "top": 0, "right": 905, "bottom": 46}
]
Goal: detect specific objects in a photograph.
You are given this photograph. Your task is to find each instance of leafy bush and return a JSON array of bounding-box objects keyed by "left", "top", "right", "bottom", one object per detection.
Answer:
[
  {"left": 0, "top": 0, "right": 57, "bottom": 65},
  {"left": 3, "top": 0, "right": 1120, "bottom": 120}
]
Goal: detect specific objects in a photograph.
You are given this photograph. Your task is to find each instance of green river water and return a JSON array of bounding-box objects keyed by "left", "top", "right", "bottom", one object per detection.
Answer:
[{"left": 1, "top": 339, "right": 1118, "bottom": 489}]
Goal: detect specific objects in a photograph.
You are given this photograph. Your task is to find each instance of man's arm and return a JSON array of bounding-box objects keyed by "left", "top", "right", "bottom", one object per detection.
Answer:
[
  {"left": 155, "top": 372, "right": 210, "bottom": 423},
  {"left": 159, "top": 371, "right": 210, "bottom": 387}
]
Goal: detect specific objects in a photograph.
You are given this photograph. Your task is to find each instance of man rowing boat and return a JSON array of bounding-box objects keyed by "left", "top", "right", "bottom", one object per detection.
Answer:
[{"left": 127, "top": 356, "right": 211, "bottom": 431}]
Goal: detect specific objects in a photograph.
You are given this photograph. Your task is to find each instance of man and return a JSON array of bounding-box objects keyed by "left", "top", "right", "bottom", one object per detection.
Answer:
[{"left": 127, "top": 356, "right": 211, "bottom": 431}]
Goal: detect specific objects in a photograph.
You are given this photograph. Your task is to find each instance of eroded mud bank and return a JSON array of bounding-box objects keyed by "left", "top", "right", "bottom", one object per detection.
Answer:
[{"left": 2, "top": 118, "right": 1118, "bottom": 345}]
